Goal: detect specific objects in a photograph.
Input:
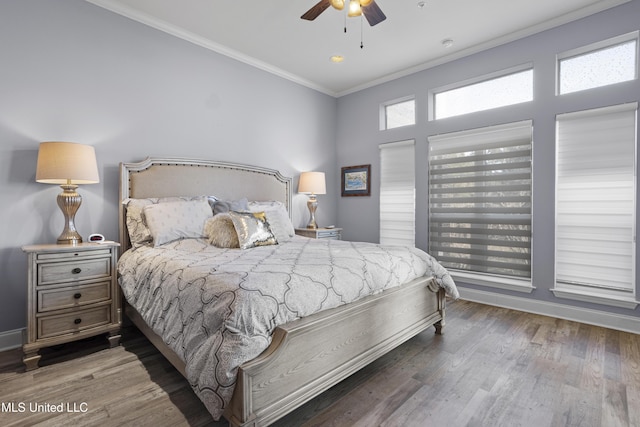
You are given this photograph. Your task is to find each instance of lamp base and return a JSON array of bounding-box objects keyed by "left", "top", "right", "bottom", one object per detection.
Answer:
[
  {"left": 306, "top": 194, "right": 318, "bottom": 229},
  {"left": 57, "top": 184, "right": 83, "bottom": 245}
]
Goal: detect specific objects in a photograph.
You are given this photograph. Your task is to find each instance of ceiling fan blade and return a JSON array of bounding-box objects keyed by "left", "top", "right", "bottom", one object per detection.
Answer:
[
  {"left": 362, "top": 1, "right": 386, "bottom": 26},
  {"left": 301, "top": 0, "right": 332, "bottom": 21}
]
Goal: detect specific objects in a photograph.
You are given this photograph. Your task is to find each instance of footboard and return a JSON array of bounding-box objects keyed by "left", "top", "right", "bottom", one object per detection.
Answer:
[{"left": 225, "top": 277, "right": 445, "bottom": 427}]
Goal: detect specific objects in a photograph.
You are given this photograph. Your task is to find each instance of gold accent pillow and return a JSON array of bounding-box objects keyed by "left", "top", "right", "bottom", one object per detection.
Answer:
[{"left": 228, "top": 211, "right": 278, "bottom": 249}]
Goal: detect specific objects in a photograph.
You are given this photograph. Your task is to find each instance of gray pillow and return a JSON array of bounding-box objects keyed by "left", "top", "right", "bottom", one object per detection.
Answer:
[{"left": 211, "top": 197, "right": 249, "bottom": 215}]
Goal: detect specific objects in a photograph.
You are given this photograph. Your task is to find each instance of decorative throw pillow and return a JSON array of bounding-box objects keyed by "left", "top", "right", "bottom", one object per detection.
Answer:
[
  {"left": 143, "top": 199, "right": 212, "bottom": 247},
  {"left": 228, "top": 211, "right": 278, "bottom": 249},
  {"left": 124, "top": 196, "right": 206, "bottom": 247},
  {"left": 124, "top": 198, "right": 155, "bottom": 247},
  {"left": 211, "top": 197, "right": 249, "bottom": 215},
  {"left": 247, "top": 201, "right": 295, "bottom": 243},
  {"left": 204, "top": 213, "right": 240, "bottom": 248}
]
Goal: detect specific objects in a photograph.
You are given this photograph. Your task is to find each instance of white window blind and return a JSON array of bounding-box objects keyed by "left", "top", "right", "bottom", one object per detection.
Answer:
[
  {"left": 556, "top": 103, "right": 637, "bottom": 292},
  {"left": 428, "top": 121, "right": 533, "bottom": 278},
  {"left": 380, "top": 140, "right": 415, "bottom": 246}
]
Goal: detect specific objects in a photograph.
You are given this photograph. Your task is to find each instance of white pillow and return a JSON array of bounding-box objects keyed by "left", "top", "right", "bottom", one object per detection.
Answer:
[
  {"left": 143, "top": 199, "right": 212, "bottom": 246},
  {"left": 247, "top": 201, "right": 294, "bottom": 243},
  {"left": 124, "top": 196, "right": 207, "bottom": 247}
]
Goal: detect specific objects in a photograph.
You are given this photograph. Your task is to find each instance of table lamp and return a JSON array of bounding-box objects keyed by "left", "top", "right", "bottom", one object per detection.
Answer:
[
  {"left": 36, "top": 142, "right": 100, "bottom": 244},
  {"left": 298, "top": 171, "right": 326, "bottom": 229}
]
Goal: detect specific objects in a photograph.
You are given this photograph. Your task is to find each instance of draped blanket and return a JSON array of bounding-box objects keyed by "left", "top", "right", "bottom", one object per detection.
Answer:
[{"left": 117, "top": 236, "right": 457, "bottom": 419}]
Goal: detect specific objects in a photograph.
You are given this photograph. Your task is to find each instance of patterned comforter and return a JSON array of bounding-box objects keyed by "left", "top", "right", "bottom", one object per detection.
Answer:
[{"left": 117, "top": 236, "right": 457, "bottom": 419}]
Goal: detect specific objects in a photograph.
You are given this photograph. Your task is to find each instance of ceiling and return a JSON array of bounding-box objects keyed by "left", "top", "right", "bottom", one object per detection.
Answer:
[{"left": 86, "top": 0, "right": 629, "bottom": 97}]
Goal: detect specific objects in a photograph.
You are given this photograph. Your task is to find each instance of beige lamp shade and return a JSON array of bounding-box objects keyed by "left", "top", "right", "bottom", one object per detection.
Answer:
[
  {"left": 36, "top": 142, "right": 100, "bottom": 185},
  {"left": 298, "top": 171, "right": 326, "bottom": 195}
]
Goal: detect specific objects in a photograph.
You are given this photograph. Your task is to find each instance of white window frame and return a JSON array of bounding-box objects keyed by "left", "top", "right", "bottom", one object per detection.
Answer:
[
  {"left": 429, "top": 63, "right": 533, "bottom": 121},
  {"left": 428, "top": 121, "right": 534, "bottom": 293},
  {"left": 379, "top": 139, "right": 415, "bottom": 246},
  {"left": 380, "top": 96, "right": 416, "bottom": 130},
  {"left": 552, "top": 102, "right": 639, "bottom": 309},
  {"left": 556, "top": 31, "right": 639, "bottom": 96}
]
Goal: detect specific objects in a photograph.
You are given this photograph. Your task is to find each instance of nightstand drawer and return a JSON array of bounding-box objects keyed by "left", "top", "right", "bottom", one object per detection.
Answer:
[
  {"left": 38, "top": 305, "right": 111, "bottom": 339},
  {"left": 316, "top": 229, "right": 341, "bottom": 239},
  {"left": 36, "top": 248, "right": 112, "bottom": 261},
  {"left": 38, "top": 258, "right": 111, "bottom": 285},
  {"left": 295, "top": 227, "right": 343, "bottom": 240},
  {"left": 38, "top": 281, "right": 111, "bottom": 312}
]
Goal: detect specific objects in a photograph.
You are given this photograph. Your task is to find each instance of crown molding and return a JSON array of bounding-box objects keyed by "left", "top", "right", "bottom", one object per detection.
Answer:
[{"left": 86, "top": 0, "right": 630, "bottom": 98}]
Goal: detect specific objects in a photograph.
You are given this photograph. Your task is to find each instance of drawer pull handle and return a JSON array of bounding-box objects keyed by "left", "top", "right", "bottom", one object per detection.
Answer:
[
  {"left": 74, "top": 318, "right": 82, "bottom": 325},
  {"left": 73, "top": 293, "right": 82, "bottom": 299},
  {"left": 71, "top": 268, "right": 82, "bottom": 274}
]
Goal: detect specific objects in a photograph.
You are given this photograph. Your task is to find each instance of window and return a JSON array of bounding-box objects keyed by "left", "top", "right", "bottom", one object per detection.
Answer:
[
  {"left": 380, "top": 140, "right": 415, "bottom": 246},
  {"left": 381, "top": 97, "right": 415, "bottom": 130},
  {"left": 558, "top": 32, "right": 638, "bottom": 95},
  {"left": 433, "top": 67, "right": 533, "bottom": 120},
  {"left": 428, "top": 121, "right": 533, "bottom": 284},
  {"left": 554, "top": 103, "right": 637, "bottom": 307}
]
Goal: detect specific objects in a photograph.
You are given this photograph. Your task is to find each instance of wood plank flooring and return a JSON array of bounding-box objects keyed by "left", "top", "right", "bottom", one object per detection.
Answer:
[{"left": 1, "top": 299, "right": 638, "bottom": 426}]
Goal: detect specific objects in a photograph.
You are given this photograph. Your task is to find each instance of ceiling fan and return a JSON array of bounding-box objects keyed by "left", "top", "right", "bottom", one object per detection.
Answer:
[{"left": 301, "top": 0, "right": 387, "bottom": 27}]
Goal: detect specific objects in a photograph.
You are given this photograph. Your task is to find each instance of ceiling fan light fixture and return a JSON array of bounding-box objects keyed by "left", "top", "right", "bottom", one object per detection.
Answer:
[
  {"left": 348, "top": 0, "right": 362, "bottom": 17},
  {"left": 330, "top": 0, "right": 345, "bottom": 10},
  {"left": 359, "top": 0, "right": 374, "bottom": 6}
]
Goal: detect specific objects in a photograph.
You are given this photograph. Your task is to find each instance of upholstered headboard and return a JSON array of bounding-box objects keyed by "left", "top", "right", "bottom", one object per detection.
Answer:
[{"left": 119, "top": 157, "right": 292, "bottom": 251}]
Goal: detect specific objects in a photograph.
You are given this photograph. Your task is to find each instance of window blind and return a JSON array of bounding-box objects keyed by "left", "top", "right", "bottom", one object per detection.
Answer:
[
  {"left": 556, "top": 103, "right": 637, "bottom": 292},
  {"left": 380, "top": 140, "right": 415, "bottom": 246},
  {"left": 428, "top": 121, "right": 533, "bottom": 278}
]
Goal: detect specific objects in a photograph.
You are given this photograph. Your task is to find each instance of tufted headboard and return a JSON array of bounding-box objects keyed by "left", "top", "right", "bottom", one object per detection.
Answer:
[{"left": 119, "top": 157, "right": 292, "bottom": 251}]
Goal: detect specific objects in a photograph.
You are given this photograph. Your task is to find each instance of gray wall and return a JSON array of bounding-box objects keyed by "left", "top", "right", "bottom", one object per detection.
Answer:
[
  {"left": 0, "top": 1, "right": 337, "bottom": 334},
  {"left": 336, "top": 0, "right": 640, "bottom": 320}
]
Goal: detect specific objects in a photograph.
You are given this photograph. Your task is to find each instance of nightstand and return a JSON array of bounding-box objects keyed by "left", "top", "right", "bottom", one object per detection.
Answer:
[
  {"left": 295, "top": 227, "right": 342, "bottom": 240},
  {"left": 21, "top": 242, "right": 121, "bottom": 371}
]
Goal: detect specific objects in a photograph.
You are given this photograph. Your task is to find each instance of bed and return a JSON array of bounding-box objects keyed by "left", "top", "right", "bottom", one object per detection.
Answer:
[{"left": 117, "top": 157, "right": 458, "bottom": 427}]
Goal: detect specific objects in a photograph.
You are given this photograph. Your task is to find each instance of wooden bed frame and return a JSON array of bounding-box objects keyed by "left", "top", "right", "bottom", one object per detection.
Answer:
[{"left": 119, "top": 157, "right": 446, "bottom": 427}]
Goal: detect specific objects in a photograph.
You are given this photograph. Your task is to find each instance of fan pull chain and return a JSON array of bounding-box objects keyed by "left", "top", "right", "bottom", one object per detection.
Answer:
[{"left": 360, "top": 14, "right": 364, "bottom": 48}]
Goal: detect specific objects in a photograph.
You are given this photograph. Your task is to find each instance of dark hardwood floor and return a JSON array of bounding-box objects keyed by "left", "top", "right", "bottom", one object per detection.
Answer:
[{"left": 1, "top": 299, "right": 638, "bottom": 426}]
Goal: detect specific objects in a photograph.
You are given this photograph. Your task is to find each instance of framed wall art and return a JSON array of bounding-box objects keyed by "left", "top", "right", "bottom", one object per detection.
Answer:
[{"left": 341, "top": 164, "right": 371, "bottom": 197}]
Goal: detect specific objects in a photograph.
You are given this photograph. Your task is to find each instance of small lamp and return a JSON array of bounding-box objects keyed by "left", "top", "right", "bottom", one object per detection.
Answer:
[
  {"left": 348, "top": 0, "right": 362, "bottom": 17},
  {"left": 330, "top": 0, "right": 345, "bottom": 10},
  {"left": 298, "top": 171, "right": 326, "bottom": 229},
  {"left": 36, "top": 142, "right": 100, "bottom": 244}
]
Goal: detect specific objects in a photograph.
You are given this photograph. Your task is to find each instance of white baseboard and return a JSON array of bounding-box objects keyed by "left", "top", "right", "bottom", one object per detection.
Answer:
[
  {"left": 458, "top": 287, "right": 640, "bottom": 335},
  {"left": 0, "top": 328, "right": 23, "bottom": 352}
]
